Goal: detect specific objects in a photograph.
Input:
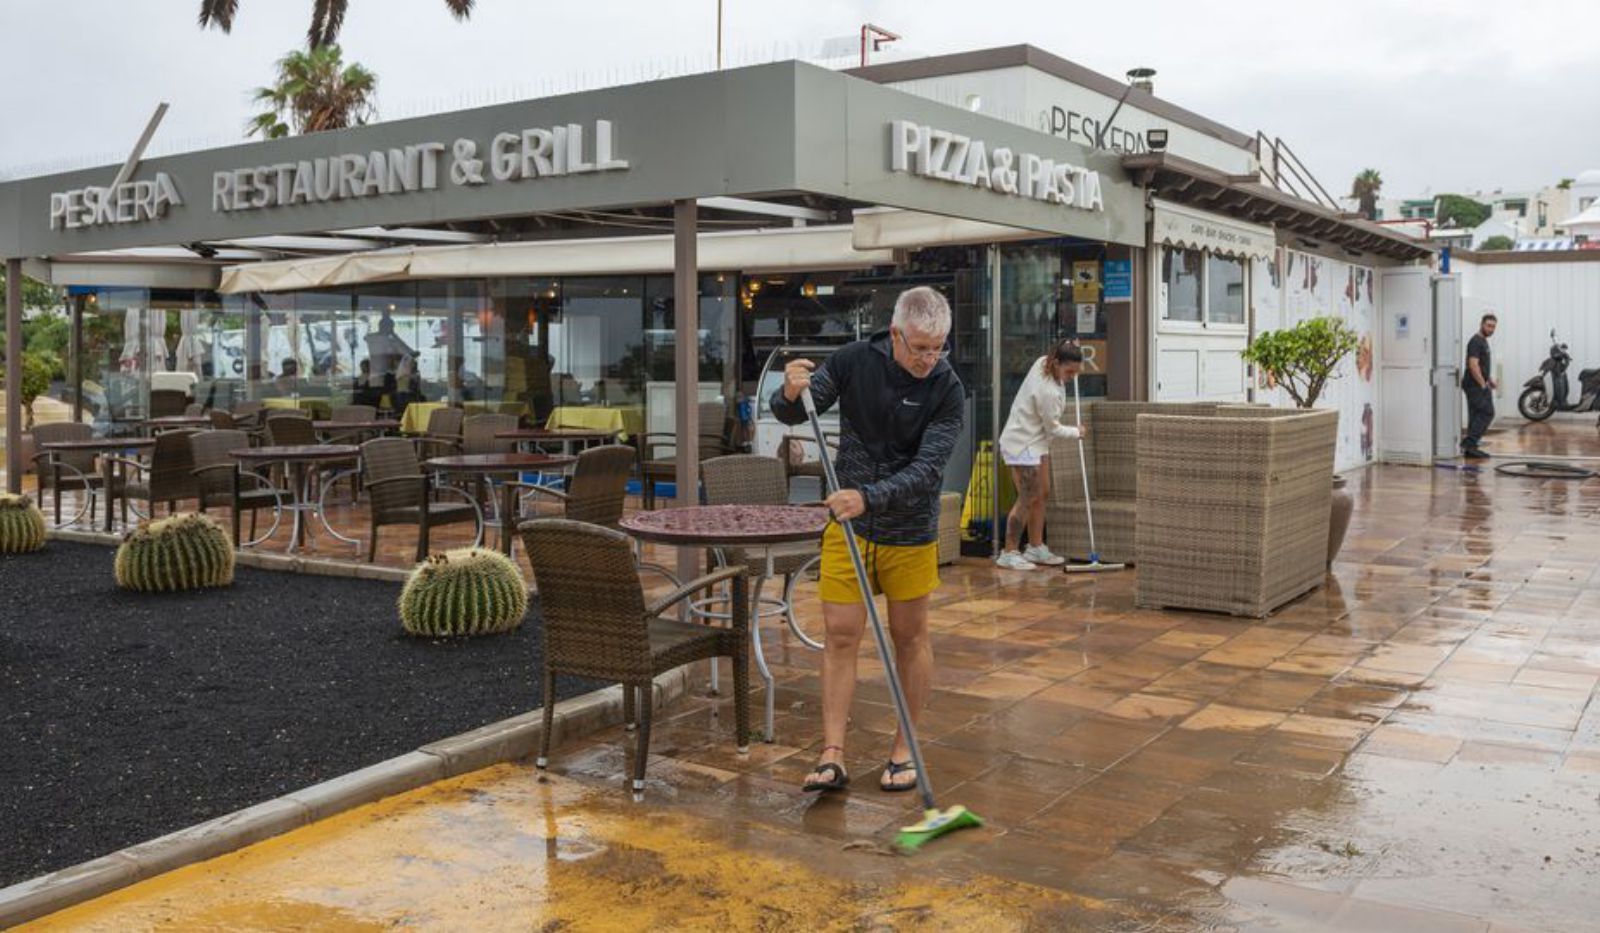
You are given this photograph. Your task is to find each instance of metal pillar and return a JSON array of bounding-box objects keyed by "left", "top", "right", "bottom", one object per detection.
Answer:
[
  {"left": 673, "top": 199, "right": 700, "bottom": 585},
  {"left": 70, "top": 293, "right": 84, "bottom": 422},
  {"left": 987, "top": 245, "right": 1002, "bottom": 557},
  {"left": 5, "top": 258, "right": 22, "bottom": 493}
]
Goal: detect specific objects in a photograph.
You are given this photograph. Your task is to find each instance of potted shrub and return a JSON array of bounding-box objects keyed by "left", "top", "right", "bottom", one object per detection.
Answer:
[{"left": 1241, "top": 316, "right": 1360, "bottom": 567}]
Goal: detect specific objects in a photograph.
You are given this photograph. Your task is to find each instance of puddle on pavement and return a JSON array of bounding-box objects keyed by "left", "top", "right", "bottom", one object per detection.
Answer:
[{"left": 21, "top": 764, "right": 1149, "bottom": 932}]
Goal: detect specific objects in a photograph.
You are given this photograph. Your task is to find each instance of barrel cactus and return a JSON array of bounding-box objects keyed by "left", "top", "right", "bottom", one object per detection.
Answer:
[
  {"left": 0, "top": 494, "right": 47, "bottom": 553},
  {"left": 399, "top": 547, "right": 529, "bottom": 637},
  {"left": 115, "top": 513, "right": 235, "bottom": 592}
]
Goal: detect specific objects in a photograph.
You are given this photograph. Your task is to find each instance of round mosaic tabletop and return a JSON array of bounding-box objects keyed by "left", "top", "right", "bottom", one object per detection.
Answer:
[{"left": 620, "top": 504, "right": 830, "bottom": 547}]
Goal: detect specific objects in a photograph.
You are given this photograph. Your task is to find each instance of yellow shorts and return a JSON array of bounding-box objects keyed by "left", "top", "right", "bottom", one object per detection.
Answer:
[{"left": 818, "top": 523, "right": 941, "bottom": 604}]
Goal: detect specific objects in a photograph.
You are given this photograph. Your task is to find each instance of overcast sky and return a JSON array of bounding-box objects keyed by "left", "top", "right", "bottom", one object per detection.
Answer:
[{"left": 2, "top": 0, "right": 1595, "bottom": 199}]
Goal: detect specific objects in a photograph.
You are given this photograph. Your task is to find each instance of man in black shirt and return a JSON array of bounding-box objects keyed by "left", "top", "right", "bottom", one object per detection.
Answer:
[
  {"left": 771, "top": 287, "right": 964, "bottom": 796},
  {"left": 1461, "top": 313, "right": 1498, "bottom": 458}
]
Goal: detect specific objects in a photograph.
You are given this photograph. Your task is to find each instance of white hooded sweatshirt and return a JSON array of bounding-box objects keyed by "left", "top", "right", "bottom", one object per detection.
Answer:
[{"left": 999, "top": 357, "right": 1081, "bottom": 461}]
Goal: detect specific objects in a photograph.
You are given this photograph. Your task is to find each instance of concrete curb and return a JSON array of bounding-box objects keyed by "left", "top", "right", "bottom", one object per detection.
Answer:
[{"left": 7, "top": 532, "right": 690, "bottom": 927}]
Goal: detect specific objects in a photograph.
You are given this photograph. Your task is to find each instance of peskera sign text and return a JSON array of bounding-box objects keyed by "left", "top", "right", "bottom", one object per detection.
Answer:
[
  {"left": 213, "top": 120, "right": 629, "bottom": 213},
  {"left": 1040, "top": 107, "right": 1148, "bottom": 155},
  {"left": 47, "top": 120, "right": 629, "bottom": 228},
  {"left": 888, "top": 120, "right": 1104, "bottom": 212},
  {"left": 49, "top": 173, "right": 182, "bottom": 230}
]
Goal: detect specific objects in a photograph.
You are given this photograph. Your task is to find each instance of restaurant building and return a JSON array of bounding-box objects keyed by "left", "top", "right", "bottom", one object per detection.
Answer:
[{"left": 1, "top": 48, "right": 1429, "bottom": 551}]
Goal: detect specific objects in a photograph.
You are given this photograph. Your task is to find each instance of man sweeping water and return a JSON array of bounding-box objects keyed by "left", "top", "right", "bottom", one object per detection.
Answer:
[{"left": 769, "top": 287, "right": 964, "bottom": 800}]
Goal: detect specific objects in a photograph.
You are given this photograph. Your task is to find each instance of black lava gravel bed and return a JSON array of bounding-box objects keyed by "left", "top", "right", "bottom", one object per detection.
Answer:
[{"left": 0, "top": 541, "right": 601, "bottom": 887}]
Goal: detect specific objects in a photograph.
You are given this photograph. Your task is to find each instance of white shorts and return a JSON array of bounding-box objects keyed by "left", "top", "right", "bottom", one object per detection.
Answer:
[{"left": 1002, "top": 449, "right": 1044, "bottom": 467}]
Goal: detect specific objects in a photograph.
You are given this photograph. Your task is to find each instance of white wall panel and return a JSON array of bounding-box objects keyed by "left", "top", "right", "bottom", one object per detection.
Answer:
[{"left": 1459, "top": 259, "right": 1600, "bottom": 425}]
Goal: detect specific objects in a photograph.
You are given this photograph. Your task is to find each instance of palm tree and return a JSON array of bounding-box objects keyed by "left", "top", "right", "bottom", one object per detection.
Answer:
[
  {"left": 200, "top": 0, "right": 474, "bottom": 49},
  {"left": 1350, "top": 168, "right": 1383, "bottom": 221},
  {"left": 247, "top": 45, "right": 376, "bottom": 138}
]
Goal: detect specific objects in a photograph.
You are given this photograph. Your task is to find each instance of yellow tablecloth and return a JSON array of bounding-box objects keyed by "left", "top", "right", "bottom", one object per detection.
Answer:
[
  {"left": 400, "top": 402, "right": 445, "bottom": 435},
  {"left": 463, "top": 401, "right": 527, "bottom": 418},
  {"left": 262, "top": 397, "right": 332, "bottom": 418},
  {"left": 546, "top": 405, "right": 644, "bottom": 441},
  {"left": 400, "top": 401, "right": 528, "bottom": 435}
]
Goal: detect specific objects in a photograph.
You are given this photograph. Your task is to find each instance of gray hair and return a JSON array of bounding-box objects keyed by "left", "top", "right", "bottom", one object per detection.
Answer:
[{"left": 891, "top": 286, "right": 952, "bottom": 337}]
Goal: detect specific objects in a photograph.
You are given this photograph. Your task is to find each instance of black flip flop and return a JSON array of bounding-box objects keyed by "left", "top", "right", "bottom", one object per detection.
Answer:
[
  {"left": 803, "top": 761, "right": 850, "bottom": 793},
  {"left": 880, "top": 759, "right": 917, "bottom": 792}
]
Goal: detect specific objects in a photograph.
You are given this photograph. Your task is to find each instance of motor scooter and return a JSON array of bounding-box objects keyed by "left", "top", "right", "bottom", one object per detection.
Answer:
[{"left": 1518, "top": 329, "right": 1600, "bottom": 422}]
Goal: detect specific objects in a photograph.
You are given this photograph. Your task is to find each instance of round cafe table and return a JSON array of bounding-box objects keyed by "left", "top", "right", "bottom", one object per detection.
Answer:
[
  {"left": 424, "top": 453, "right": 576, "bottom": 555},
  {"left": 495, "top": 427, "right": 614, "bottom": 455},
  {"left": 142, "top": 415, "right": 210, "bottom": 434},
  {"left": 312, "top": 419, "right": 401, "bottom": 447},
  {"left": 231, "top": 445, "right": 360, "bottom": 552},
  {"left": 40, "top": 437, "right": 155, "bottom": 532},
  {"left": 311, "top": 419, "right": 401, "bottom": 433},
  {"left": 621, "top": 504, "right": 829, "bottom": 741}
]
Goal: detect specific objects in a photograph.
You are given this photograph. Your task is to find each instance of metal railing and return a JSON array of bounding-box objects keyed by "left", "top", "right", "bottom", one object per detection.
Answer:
[{"left": 1256, "top": 132, "right": 1341, "bottom": 212}]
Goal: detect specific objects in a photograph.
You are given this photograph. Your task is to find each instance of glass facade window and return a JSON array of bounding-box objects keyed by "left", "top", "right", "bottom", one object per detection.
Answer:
[
  {"left": 1161, "top": 247, "right": 1202, "bottom": 322},
  {"left": 555, "top": 276, "right": 645, "bottom": 408},
  {"left": 61, "top": 243, "right": 1075, "bottom": 553},
  {"left": 1206, "top": 255, "right": 1246, "bottom": 325},
  {"left": 1162, "top": 246, "right": 1246, "bottom": 327},
  {"left": 79, "top": 288, "right": 153, "bottom": 434},
  {"left": 493, "top": 278, "right": 561, "bottom": 420}
]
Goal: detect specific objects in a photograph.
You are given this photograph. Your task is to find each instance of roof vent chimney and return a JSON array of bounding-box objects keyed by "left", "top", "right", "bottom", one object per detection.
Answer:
[{"left": 1127, "top": 67, "right": 1156, "bottom": 95}]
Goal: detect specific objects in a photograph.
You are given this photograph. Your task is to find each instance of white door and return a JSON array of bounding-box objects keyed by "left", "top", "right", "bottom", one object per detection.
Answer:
[
  {"left": 1150, "top": 248, "right": 1251, "bottom": 402},
  {"left": 1433, "top": 275, "right": 1464, "bottom": 459},
  {"left": 1377, "top": 267, "right": 1433, "bottom": 464}
]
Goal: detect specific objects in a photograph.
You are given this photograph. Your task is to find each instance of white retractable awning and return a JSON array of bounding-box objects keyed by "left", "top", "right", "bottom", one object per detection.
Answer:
[
  {"left": 1152, "top": 198, "right": 1275, "bottom": 262},
  {"left": 218, "top": 226, "right": 894, "bottom": 293},
  {"left": 851, "top": 208, "right": 1050, "bottom": 250}
]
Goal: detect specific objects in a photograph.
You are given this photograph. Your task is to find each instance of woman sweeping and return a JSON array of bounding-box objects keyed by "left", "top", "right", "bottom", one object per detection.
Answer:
[{"left": 995, "top": 340, "right": 1084, "bottom": 571}]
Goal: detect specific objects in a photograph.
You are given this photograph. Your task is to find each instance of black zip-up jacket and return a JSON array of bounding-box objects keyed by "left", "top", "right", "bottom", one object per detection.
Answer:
[{"left": 770, "top": 331, "right": 965, "bottom": 546}]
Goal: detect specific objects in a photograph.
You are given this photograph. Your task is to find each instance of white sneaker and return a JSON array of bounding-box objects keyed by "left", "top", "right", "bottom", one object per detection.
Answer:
[
  {"left": 995, "top": 551, "right": 1038, "bottom": 571},
  {"left": 1023, "top": 545, "right": 1067, "bottom": 566}
]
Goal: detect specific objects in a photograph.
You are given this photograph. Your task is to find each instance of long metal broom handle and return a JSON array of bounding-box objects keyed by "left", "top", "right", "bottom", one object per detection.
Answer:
[
  {"left": 1073, "top": 373, "right": 1098, "bottom": 557},
  {"left": 801, "top": 387, "right": 936, "bottom": 811}
]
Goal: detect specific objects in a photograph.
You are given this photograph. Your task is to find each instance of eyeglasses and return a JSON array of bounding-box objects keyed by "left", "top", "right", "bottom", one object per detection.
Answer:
[{"left": 895, "top": 329, "right": 951, "bottom": 361}]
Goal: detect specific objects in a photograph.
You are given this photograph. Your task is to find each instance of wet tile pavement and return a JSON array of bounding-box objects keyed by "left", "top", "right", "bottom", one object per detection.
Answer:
[{"left": 15, "top": 420, "right": 1600, "bottom": 930}]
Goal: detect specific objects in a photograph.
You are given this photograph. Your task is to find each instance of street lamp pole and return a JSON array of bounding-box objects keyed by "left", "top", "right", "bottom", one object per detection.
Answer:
[{"left": 1097, "top": 67, "right": 1156, "bottom": 151}]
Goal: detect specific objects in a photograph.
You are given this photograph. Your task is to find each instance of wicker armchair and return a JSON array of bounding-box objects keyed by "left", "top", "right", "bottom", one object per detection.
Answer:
[
  {"left": 191, "top": 429, "right": 287, "bottom": 546},
  {"left": 30, "top": 422, "right": 113, "bottom": 526},
  {"left": 210, "top": 409, "right": 266, "bottom": 445},
  {"left": 323, "top": 405, "right": 379, "bottom": 445},
  {"left": 512, "top": 443, "right": 635, "bottom": 527},
  {"left": 1134, "top": 408, "right": 1338, "bottom": 618},
  {"left": 700, "top": 454, "right": 823, "bottom": 645},
  {"left": 462, "top": 413, "right": 518, "bottom": 453},
  {"left": 361, "top": 437, "right": 482, "bottom": 562},
  {"left": 411, "top": 406, "right": 465, "bottom": 460},
  {"left": 231, "top": 401, "right": 265, "bottom": 429},
  {"left": 118, "top": 429, "right": 201, "bottom": 521},
  {"left": 183, "top": 402, "right": 205, "bottom": 417},
  {"left": 777, "top": 430, "right": 839, "bottom": 493},
  {"left": 639, "top": 402, "right": 734, "bottom": 509},
  {"left": 265, "top": 413, "right": 317, "bottom": 446},
  {"left": 520, "top": 518, "right": 751, "bottom": 792},
  {"left": 1045, "top": 401, "right": 1221, "bottom": 565}
]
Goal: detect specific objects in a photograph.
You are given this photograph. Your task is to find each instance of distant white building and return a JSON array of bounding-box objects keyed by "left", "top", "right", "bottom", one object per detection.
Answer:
[
  {"left": 1401, "top": 172, "right": 1600, "bottom": 250},
  {"left": 1469, "top": 216, "right": 1520, "bottom": 249},
  {"left": 1557, "top": 199, "right": 1600, "bottom": 245},
  {"left": 1556, "top": 169, "right": 1600, "bottom": 244}
]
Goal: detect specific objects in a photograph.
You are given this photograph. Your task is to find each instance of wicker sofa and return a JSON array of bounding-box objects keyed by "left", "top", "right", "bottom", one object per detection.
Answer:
[
  {"left": 1045, "top": 401, "right": 1221, "bottom": 564},
  {"left": 1134, "top": 408, "right": 1338, "bottom": 618}
]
